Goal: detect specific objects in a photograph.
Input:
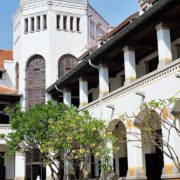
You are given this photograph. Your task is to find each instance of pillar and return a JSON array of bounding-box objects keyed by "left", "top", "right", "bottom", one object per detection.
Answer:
[
  {"left": 126, "top": 125, "right": 146, "bottom": 180},
  {"left": 107, "top": 140, "right": 114, "bottom": 170},
  {"left": 28, "top": 17, "right": 31, "bottom": 33},
  {"left": 34, "top": 16, "right": 37, "bottom": 32},
  {"left": 63, "top": 89, "right": 72, "bottom": 179},
  {"left": 103, "top": 140, "right": 115, "bottom": 179},
  {"left": 73, "top": 17, "right": 76, "bottom": 31},
  {"left": 98, "top": 64, "right": 109, "bottom": 98},
  {"left": 67, "top": 16, "right": 70, "bottom": 31},
  {"left": 60, "top": 15, "right": 63, "bottom": 30},
  {"left": 123, "top": 46, "right": 136, "bottom": 85},
  {"left": 79, "top": 77, "right": 88, "bottom": 107},
  {"left": 40, "top": 15, "right": 43, "bottom": 30},
  {"left": 14, "top": 153, "right": 25, "bottom": 180},
  {"left": 63, "top": 89, "right": 71, "bottom": 106},
  {"left": 46, "top": 166, "right": 53, "bottom": 180},
  {"left": 156, "top": 22, "right": 172, "bottom": 68},
  {"left": 161, "top": 108, "right": 180, "bottom": 179}
]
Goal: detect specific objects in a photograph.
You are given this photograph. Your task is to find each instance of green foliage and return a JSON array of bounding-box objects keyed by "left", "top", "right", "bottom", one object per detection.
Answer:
[{"left": 5, "top": 102, "right": 116, "bottom": 179}]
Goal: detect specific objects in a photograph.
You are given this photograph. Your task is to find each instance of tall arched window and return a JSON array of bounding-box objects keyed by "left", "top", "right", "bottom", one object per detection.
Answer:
[
  {"left": 26, "top": 55, "right": 46, "bottom": 109},
  {"left": 58, "top": 54, "right": 78, "bottom": 78},
  {"left": 15, "top": 63, "right": 19, "bottom": 91}
]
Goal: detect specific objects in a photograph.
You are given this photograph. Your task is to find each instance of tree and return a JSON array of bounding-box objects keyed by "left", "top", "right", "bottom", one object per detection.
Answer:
[
  {"left": 119, "top": 97, "right": 180, "bottom": 173},
  {"left": 1, "top": 102, "right": 117, "bottom": 180}
]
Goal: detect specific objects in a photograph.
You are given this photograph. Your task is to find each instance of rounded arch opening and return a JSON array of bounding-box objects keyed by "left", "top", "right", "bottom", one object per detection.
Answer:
[
  {"left": 26, "top": 55, "right": 46, "bottom": 109},
  {"left": 135, "top": 109, "right": 164, "bottom": 180},
  {"left": 58, "top": 54, "right": 78, "bottom": 78},
  {"left": 108, "top": 120, "right": 128, "bottom": 178}
]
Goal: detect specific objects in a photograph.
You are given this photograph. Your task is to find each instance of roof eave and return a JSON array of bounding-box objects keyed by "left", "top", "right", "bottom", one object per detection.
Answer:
[{"left": 46, "top": 0, "right": 175, "bottom": 93}]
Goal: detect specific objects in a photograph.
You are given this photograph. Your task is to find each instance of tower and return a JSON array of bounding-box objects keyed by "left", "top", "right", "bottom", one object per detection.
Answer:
[{"left": 13, "top": 0, "right": 108, "bottom": 109}]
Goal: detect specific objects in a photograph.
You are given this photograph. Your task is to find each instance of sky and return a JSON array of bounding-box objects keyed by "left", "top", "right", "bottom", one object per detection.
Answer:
[{"left": 0, "top": 0, "right": 138, "bottom": 50}]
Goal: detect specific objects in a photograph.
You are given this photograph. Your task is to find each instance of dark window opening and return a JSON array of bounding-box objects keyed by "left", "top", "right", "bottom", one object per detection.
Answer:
[
  {"left": 43, "top": 15, "right": 47, "bottom": 29},
  {"left": 31, "top": 17, "right": 34, "bottom": 32},
  {"left": 26, "top": 150, "right": 46, "bottom": 180},
  {"left": 37, "top": 16, "right": 41, "bottom": 31},
  {"left": 58, "top": 55, "right": 78, "bottom": 78},
  {"left": 88, "top": 93, "right": 93, "bottom": 103},
  {"left": 77, "top": 17, "right": 80, "bottom": 31},
  {"left": 25, "top": 18, "right": 28, "bottom": 33},
  {"left": 147, "top": 57, "right": 158, "bottom": 73},
  {"left": 0, "top": 72, "right": 2, "bottom": 79},
  {"left": 70, "top": 17, "right": 73, "bottom": 31},
  {"left": 57, "top": 15, "right": 60, "bottom": 29},
  {"left": 63, "top": 16, "right": 67, "bottom": 30},
  {"left": 0, "top": 104, "right": 9, "bottom": 124}
]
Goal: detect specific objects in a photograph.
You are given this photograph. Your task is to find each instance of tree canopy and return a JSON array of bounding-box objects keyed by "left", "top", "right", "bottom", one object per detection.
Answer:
[{"left": 2, "top": 102, "right": 117, "bottom": 180}]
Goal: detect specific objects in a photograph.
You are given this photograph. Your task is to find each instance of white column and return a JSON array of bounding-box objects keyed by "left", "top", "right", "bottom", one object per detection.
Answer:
[
  {"left": 63, "top": 89, "right": 71, "bottom": 106},
  {"left": 34, "top": 16, "right": 37, "bottom": 32},
  {"left": 123, "top": 46, "right": 136, "bottom": 84},
  {"left": 14, "top": 153, "right": 25, "bottom": 180},
  {"left": 46, "top": 166, "right": 52, "bottom": 180},
  {"left": 103, "top": 140, "right": 114, "bottom": 179},
  {"left": 79, "top": 77, "right": 88, "bottom": 107},
  {"left": 63, "top": 89, "right": 72, "bottom": 179},
  {"left": 99, "top": 64, "right": 109, "bottom": 98},
  {"left": 28, "top": 17, "right": 31, "bottom": 33},
  {"left": 107, "top": 140, "right": 114, "bottom": 170},
  {"left": 40, "top": 15, "right": 43, "bottom": 30},
  {"left": 73, "top": 17, "right": 76, "bottom": 31},
  {"left": 126, "top": 125, "right": 146, "bottom": 179},
  {"left": 67, "top": 16, "right": 70, "bottom": 31},
  {"left": 161, "top": 109, "right": 180, "bottom": 179},
  {"left": 156, "top": 23, "right": 172, "bottom": 67},
  {"left": 60, "top": 15, "right": 63, "bottom": 30}
]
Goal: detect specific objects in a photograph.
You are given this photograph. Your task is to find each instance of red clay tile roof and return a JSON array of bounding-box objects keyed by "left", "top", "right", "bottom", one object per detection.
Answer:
[
  {"left": 0, "top": 85, "right": 17, "bottom": 95},
  {"left": 100, "top": 12, "right": 139, "bottom": 42},
  {"left": 0, "top": 50, "right": 13, "bottom": 71}
]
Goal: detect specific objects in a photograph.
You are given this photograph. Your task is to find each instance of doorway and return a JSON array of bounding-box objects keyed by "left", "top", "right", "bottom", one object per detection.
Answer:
[{"left": 145, "top": 132, "right": 164, "bottom": 180}]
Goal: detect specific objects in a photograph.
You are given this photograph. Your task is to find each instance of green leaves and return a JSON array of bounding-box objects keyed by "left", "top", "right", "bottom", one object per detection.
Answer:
[{"left": 5, "top": 101, "right": 116, "bottom": 178}]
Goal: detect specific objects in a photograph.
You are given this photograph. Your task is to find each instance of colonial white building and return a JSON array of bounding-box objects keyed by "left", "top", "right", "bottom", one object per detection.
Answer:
[
  {"left": 0, "top": 0, "right": 109, "bottom": 180},
  {"left": 47, "top": 0, "right": 180, "bottom": 179},
  {"left": 1, "top": 0, "right": 180, "bottom": 180}
]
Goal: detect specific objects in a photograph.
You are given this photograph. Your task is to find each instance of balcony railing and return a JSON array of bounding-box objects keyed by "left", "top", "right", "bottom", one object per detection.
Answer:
[
  {"left": 79, "top": 58, "right": 180, "bottom": 112},
  {"left": 0, "top": 124, "right": 11, "bottom": 131}
]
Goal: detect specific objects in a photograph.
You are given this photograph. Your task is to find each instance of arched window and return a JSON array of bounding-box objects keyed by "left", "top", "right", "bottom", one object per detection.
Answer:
[
  {"left": 15, "top": 63, "right": 19, "bottom": 91},
  {"left": 58, "top": 54, "right": 78, "bottom": 78},
  {"left": 26, "top": 55, "right": 46, "bottom": 109}
]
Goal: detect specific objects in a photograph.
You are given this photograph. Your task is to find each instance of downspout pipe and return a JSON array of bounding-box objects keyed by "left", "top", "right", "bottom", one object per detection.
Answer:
[
  {"left": 88, "top": 59, "right": 105, "bottom": 180},
  {"left": 55, "top": 80, "right": 64, "bottom": 93},
  {"left": 89, "top": 59, "right": 99, "bottom": 70}
]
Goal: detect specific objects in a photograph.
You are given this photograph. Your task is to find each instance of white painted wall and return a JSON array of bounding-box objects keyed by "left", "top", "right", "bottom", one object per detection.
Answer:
[{"left": 5, "top": 155, "right": 15, "bottom": 180}]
